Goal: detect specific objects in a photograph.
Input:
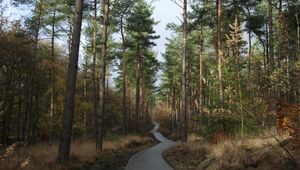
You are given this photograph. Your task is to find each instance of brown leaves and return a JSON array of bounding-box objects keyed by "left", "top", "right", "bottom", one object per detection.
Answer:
[{"left": 276, "top": 99, "right": 300, "bottom": 138}]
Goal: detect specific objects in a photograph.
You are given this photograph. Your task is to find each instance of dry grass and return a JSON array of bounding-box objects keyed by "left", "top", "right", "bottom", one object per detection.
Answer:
[
  {"left": 164, "top": 134, "right": 298, "bottom": 170},
  {"left": 0, "top": 135, "right": 154, "bottom": 170},
  {"left": 103, "top": 135, "right": 151, "bottom": 150},
  {"left": 207, "top": 137, "right": 277, "bottom": 159}
]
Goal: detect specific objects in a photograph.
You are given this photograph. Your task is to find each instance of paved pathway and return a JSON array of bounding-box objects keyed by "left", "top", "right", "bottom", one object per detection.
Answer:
[{"left": 125, "top": 122, "right": 176, "bottom": 170}]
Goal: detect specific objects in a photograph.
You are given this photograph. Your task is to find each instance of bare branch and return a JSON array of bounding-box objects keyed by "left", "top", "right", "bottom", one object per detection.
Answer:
[
  {"left": 170, "top": 0, "right": 183, "bottom": 9},
  {"left": 176, "top": 16, "right": 183, "bottom": 23}
]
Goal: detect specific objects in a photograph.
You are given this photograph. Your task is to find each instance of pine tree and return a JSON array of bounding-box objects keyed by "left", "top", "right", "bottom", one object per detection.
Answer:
[
  {"left": 126, "top": 0, "right": 159, "bottom": 133},
  {"left": 57, "top": 0, "right": 84, "bottom": 163}
]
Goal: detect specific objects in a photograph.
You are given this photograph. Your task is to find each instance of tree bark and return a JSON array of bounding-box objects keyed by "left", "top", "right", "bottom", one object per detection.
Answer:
[
  {"left": 268, "top": 0, "right": 274, "bottom": 71},
  {"left": 135, "top": 45, "right": 141, "bottom": 134},
  {"left": 92, "top": 0, "right": 98, "bottom": 135},
  {"left": 247, "top": 8, "right": 252, "bottom": 99},
  {"left": 96, "top": 0, "right": 109, "bottom": 150},
  {"left": 57, "top": 0, "right": 83, "bottom": 163},
  {"left": 83, "top": 53, "right": 88, "bottom": 132},
  {"left": 180, "top": 0, "right": 188, "bottom": 143},
  {"left": 268, "top": 0, "right": 277, "bottom": 130},
  {"left": 216, "top": 0, "right": 224, "bottom": 132},
  {"left": 50, "top": 9, "right": 56, "bottom": 118},
  {"left": 217, "top": 0, "right": 223, "bottom": 108},
  {"left": 171, "top": 79, "right": 176, "bottom": 132},
  {"left": 199, "top": 27, "right": 204, "bottom": 117},
  {"left": 198, "top": 27, "right": 204, "bottom": 133},
  {"left": 120, "top": 15, "right": 128, "bottom": 135}
]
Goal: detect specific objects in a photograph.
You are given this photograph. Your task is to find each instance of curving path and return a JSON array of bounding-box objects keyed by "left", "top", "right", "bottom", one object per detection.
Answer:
[{"left": 125, "top": 122, "right": 176, "bottom": 170}]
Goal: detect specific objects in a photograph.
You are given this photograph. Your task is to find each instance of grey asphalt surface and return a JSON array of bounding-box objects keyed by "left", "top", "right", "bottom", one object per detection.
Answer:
[{"left": 125, "top": 122, "right": 176, "bottom": 170}]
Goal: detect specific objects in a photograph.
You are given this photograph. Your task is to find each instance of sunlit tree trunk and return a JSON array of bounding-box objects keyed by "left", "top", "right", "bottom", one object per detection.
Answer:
[
  {"left": 180, "top": 0, "right": 188, "bottom": 143},
  {"left": 96, "top": 0, "right": 109, "bottom": 150},
  {"left": 216, "top": 0, "right": 224, "bottom": 132},
  {"left": 217, "top": 0, "right": 223, "bottom": 108}
]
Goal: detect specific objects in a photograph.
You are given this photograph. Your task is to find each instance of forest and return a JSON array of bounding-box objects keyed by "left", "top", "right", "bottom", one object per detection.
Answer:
[{"left": 0, "top": 0, "right": 300, "bottom": 169}]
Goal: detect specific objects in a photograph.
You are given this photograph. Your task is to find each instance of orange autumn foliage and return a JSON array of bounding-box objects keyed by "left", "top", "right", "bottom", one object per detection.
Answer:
[{"left": 276, "top": 99, "right": 299, "bottom": 138}]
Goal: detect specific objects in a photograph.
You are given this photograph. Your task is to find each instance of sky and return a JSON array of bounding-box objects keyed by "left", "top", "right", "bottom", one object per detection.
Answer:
[
  {"left": 2, "top": 0, "right": 181, "bottom": 60},
  {"left": 1, "top": 0, "right": 182, "bottom": 86},
  {"left": 148, "top": 0, "right": 181, "bottom": 62}
]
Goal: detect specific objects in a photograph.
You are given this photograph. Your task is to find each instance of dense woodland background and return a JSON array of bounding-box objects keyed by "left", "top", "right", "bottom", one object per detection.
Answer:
[{"left": 0, "top": 0, "right": 300, "bottom": 168}]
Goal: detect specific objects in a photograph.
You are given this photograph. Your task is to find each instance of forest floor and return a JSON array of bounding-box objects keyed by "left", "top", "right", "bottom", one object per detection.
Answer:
[
  {"left": 164, "top": 134, "right": 300, "bottom": 170},
  {"left": 0, "top": 135, "right": 156, "bottom": 170}
]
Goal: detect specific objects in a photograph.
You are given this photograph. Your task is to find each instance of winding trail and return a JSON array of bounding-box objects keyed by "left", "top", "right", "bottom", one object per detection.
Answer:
[{"left": 125, "top": 122, "right": 176, "bottom": 170}]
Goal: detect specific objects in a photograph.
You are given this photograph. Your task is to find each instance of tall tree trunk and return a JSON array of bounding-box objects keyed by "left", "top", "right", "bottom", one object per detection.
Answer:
[
  {"left": 247, "top": 8, "right": 252, "bottom": 99},
  {"left": 199, "top": 27, "right": 204, "bottom": 115},
  {"left": 216, "top": 0, "right": 224, "bottom": 132},
  {"left": 120, "top": 16, "right": 128, "bottom": 135},
  {"left": 217, "top": 0, "right": 223, "bottom": 108},
  {"left": 277, "top": 0, "right": 282, "bottom": 68},
  {"left": 50, "top": 9, "right": 56, "bottom": 118},
  {"left": 296, "top": 12, "right": 300, "bottom": 104},
  {"left": 285, "top": 21, "right": 290, "bottom": 103},
  {"left": 268, "top": 0, "right": 276, "bottom": 130},
  {"left": 268, "top": 0, "right": 274, "bottom": 71},
  {"left": 50, "top": 9, "right": 56, "bottom": 141},
  {"left": 141, "top": 77, "right": 145, "bottom": 117},
  {"left": 277, "top": 0, "right": 282, "bottom": 98},
  {"left": 265, "top": 24, "right": 270, "bottom": 100},
  {"left": 92, "top": 0, "right": 98, "bottom": 135},
  {"left": 135, "top": 45, "right": 141, "bottom": 134},
  {"left": 266, "top": 24, "right": 269, "bottom": 66},
  {"left": 96, "top": 0, "right": 109, "bottom": 150},
  {"left": 199, "top": 27, "right": 204, "bottom": 133},
  {"left": 171, "top": 80, "right": 176, "bottom": 132},
  {"left": 57, "top": 0, "right": 83, "bottom": 163},
  {"left": 180, "top": 0, "right": 188, "bottom": 143},
  {"left": 83, "top": 54, "right": 88, "bottom": 132},
  {"left": 296, "top": 12, "right": 300, "bottom": 61},
  {"left": 236, "top": 21, "right": 243, "bottom": 138},
  {"left": 186, "top": 49, "right": 190, "bottom": 122},
  {"left": 127, "top": 86, "right": 132, "bottom": 131}
]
